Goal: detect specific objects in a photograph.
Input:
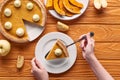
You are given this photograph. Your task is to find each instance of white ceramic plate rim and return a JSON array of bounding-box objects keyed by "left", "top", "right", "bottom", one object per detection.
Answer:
[
  {"left": 24, "top": 21, "right": 45, "bottom": 42},
  {"left": 35, "top": 32, "right": 77, "bottom": 74},
  {"left": 44, "top": 0, "right": 89, "bottom": 20}
]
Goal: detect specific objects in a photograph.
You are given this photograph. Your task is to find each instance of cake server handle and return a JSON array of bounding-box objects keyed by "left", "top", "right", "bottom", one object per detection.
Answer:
[{"left": 66, "top": 32, "right": 94, "bottom": 48}]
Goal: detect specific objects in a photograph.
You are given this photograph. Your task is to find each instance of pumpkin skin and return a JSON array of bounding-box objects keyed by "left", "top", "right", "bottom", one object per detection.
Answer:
[
  {"left": 46, "top": 0, "right": 53, "bottom": 10},
  {"left": 54, "top": 0, "right": 65, "bottom": 16},
  {"left": 69, "top": 0, "right": 83, "bottom": 8},
  {"left": 59, "top": 0, "right": 74, "bottom": 17},
  {"left": 63, "top": 0, "right": 81, "bottom": 14}
]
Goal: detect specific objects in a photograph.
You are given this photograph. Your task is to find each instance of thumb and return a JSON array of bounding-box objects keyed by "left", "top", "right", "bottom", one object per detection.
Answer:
[
  {"left": 35, "top": 58, "right": 45, "bottom": 69},
  {"left": 31, "top": 58, "right": 38, "bottom": 69},
  {"left": 80, "top": 39, "right": 85, "bottom": 48},
  {"left": 80, "top": 39, "right": 86, "bottom": 51}
]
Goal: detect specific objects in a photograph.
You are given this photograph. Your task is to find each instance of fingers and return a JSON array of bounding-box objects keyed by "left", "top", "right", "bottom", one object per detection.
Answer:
[
  {"left": 81, "top": 39, "right": 85, "bottom": 51},
  {"left": 31, "top": 57, "right": 45, "bottom": 69},
  {"left": 79, "top": 34, "right": 86, "bottom": 40},
  {"left": 80, "top": 33, "right": 91, "bottom": 48},
  {"left": 86, "top": 33, "right": 91, "bottom": 43},
  {"left": 79, "top": 32, "right": 91, "bottom": 43},
  {"left": 31, "top": 70, "right": 33, "bottom": 73},
  {"left": 35, "top": 58, "right": 44, "bottom": 69},
  {"left": 86, "top": 32, "right": 95, "bottom": 46},
  {"left": 80, "top": 39, "right": 85, "bottom": 48},
  {"left": 80, "top": 32, "right": 95, "bottom": 48},
  {"left": 80, "top": 34, "right": 87, "bottom": 50},
  {"left": 79, "top": 34, "right": 87, "bottom": 48},
  {"left": 91, "top": 38, "right": 95, "bottom": 47},
  {"left": 31, "top": 58, "right": 39, "bottom": 73},
  {"left": 31, "top": 58, "right": 37, "bottom": 69}
]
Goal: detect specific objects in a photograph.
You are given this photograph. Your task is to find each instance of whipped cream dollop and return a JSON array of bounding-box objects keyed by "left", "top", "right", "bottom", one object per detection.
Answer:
[
  {"left": 4, "top": 8, "right": 12, "bottom": 17},
  {"left": 54, "top": 48, "right": 62, "bottom": 57},
  {"left": 14, "top": 0, "right": 21, "bottom": 8},
  {"left": 26, "top": 2, "right": 34, "bottom": 10},
  {"left": 4, "top": 22, "right": 12, "bottom": 30},
  {"left": 32, "top": 14, "right": 40, "bottom": 22},
  {"left": 16, "top": 28, "right": 25, "bottom": 37}
]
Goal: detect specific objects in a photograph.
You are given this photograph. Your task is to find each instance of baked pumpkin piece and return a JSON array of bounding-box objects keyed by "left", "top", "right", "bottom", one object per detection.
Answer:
[
  {"left": 46, "top": 0, "right": 53, "bottom": 10},
  {"left": 59, "top": 0, "right": 74, "bottom": 17},
  {"left": 63, "top": 0, "right": 81, "bottom": 14},
  {"left": 0, "top": 0, "right": 46, "bottom": 43},
  {"left": 45, "top": 0, "right": 83, "bottom": 17},
  {"left": 53, "top": 0, "right": 65, "bottom": 16},
  {"left": 46, "top": 39, "right": 69, "bottom": 60},
  {"left": 69, "top": 0, "right": 83, "bottom": 8}
]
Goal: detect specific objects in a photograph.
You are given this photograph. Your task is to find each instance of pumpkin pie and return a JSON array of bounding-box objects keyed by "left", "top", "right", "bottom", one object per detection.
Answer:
[
  {"left": 0, "top": 0, "right": 46, "bottom": 43},
  {"left": 46, "top": 39, "right": 69, "bottom": 60}
]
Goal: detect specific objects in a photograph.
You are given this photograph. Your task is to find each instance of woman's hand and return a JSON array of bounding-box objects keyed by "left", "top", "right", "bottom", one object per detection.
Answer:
[
  {"left": 80, "top": 33, "right": 95, "bottom": 59},
  {"left": 80, "top": 33, "right": 114, "bottom": 80},
  {"left": 31, "top": 58, "right": 49, "bottom": 80}
]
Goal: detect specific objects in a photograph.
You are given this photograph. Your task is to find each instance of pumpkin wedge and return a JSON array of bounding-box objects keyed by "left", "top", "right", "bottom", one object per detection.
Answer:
[
  {"left": 69, "top": 0, "right": 83, "bottom": 8},
  {"left": 59, "top": 0, "right": 74, "bottom": 17},
  {"left": 54, "top": 0, "right": 65, "bottom": 16},
  {"left": 46, "top": 0, "right": 53, "bottom": 10},
  {"left": 63, "top": 0, "right": 81, "bottom": 14}
]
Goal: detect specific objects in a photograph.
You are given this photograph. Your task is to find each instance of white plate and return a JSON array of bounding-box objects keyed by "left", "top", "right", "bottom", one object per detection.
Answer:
[
  {"left": 44, "top": 0, "right": 89, "bottom": 20},
  {"left": 35, "top": 32, "right": 77, "bottom": 74},
  {"left": 24, "top": 21, "right": 45, "bottom": 41}
]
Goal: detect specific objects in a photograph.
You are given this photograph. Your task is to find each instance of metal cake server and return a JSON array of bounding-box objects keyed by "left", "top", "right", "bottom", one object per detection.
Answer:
[{"left": 45, "top": 32, "right": 94, "bottom": 58}]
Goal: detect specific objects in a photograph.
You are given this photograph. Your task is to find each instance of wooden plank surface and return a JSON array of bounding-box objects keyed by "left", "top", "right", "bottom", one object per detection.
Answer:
[
  {"left": 0, "top": 60, "right": 120, "bottom": 77},
  {"left": 0, "top": 0, "right": 120, "bottom": 80},
  {"left": 0, "top": 43, "right": 120, "bottom": 60}
]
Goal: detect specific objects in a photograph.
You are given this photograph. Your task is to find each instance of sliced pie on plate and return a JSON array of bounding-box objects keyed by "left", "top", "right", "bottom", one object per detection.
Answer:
[{"left": 46, "top": 39, "right": 69, "bottom": 60}]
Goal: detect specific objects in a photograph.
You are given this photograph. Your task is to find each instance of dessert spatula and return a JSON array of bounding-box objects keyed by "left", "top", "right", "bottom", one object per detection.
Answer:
[{"left": 45, "top": 32, "right": 94, "bottom": 58}]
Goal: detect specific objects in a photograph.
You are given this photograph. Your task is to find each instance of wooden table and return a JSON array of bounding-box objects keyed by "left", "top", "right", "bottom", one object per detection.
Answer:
[{"left": 0, "top": 0, "right": 120, "bottom": 80}]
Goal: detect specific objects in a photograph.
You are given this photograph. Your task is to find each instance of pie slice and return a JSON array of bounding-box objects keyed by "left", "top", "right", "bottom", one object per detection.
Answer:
[
  {"left": 46, "top": 39, "right": 69, "bottom": 60},
  {"left": 0, "top": 0, "right": 46, "bottom": 43}
]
